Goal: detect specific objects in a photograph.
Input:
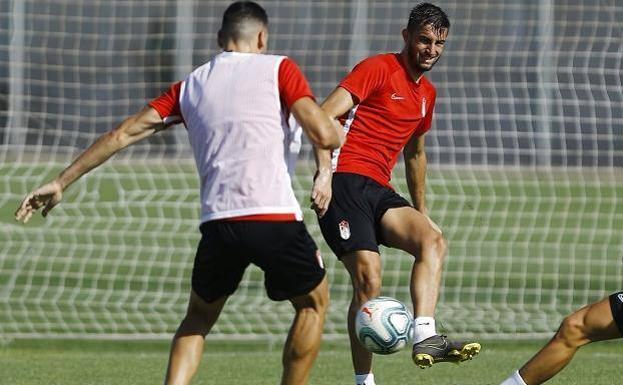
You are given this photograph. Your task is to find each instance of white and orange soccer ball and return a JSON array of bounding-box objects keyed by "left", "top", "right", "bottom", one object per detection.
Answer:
[{"left": 355, "top": 296, "right": 414, "bottom": 355}]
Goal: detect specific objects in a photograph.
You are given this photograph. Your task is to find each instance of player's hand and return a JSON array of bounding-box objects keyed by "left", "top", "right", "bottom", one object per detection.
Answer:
[
  {"left": 15, "top": 180, "right": 63, "bottom": 223},
  {"left": 310, "top": 169, "right": 332, "bottom": 218}
]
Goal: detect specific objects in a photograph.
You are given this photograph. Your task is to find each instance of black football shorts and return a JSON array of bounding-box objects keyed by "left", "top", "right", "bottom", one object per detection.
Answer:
[
  {"left": 609, "top": 291, "right": 623, "bottom": 334},
  {"left": 192, "top": 221, "right": 325, "bottom": 303},
  {"left": 318, "top": 172, "right": 411, "bottom": 258}
]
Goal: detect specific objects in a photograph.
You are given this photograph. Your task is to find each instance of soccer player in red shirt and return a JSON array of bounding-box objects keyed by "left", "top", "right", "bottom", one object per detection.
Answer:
[
  {"left": 311, "top": 4, "right": 480, "bottom": 383},
  {"left": 15, "top": 2, "right": 343, "bottom": 385}
]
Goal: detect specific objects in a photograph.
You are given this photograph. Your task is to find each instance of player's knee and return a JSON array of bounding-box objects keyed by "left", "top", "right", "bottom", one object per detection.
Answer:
[
  {"left": 292, "top": 278, "right": 329, "bottom": 315},
  {"left": 185, "top": 303, "right": 204, "bottom": 323},
  {"left": 556, "top": 311, "right": 589, "bottom": 348},
  {"left": 354, "top": 273, "right": 382, "bottom": 301},
  {"left": 182, "top": 294, "right": 224, "bottom": 334},
  {"left": 435, "top": 233, "right": 447, "bottom": 258},
  {"left": 180, "top": 310, "right": 212, "bottom": 336},
  {"left": 420, "top": 230, "right": 447, "bottom": 263},
  {"left": 346, "top": 253, "right": 382, "bottom": 301},
  {"left": 309, "top": 277, "right": 329, "bottom": 314}
]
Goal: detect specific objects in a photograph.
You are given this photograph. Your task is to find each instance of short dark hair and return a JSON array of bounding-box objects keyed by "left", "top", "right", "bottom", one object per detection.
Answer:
[
  {"left": 407, "top": 3, "right": 450, "bottom": 34},
  {"left": 220, "top": 1, "right": 268, "bottom": 42}
]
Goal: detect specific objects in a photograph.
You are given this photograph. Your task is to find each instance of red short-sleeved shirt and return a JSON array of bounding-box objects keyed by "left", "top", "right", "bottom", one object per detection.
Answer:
[{"left": 334, "top": 53, "right": 436, "bottom": 188}]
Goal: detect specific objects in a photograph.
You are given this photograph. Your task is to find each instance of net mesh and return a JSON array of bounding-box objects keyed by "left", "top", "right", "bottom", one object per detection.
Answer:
[{"left": 1, "top": 0, "right": 622, "bottom": 340}]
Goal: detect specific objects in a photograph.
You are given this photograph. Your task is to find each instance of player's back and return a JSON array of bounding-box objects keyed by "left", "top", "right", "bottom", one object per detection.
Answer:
[{"left": 180, "top": 52, "right": 302, "bottom": 223}]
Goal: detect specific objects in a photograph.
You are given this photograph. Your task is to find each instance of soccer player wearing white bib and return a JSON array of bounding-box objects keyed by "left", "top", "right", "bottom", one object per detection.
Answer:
[
  {"left": 500, "top": 292, "right": 623, "bottom": 385},
  {"left": 15, "top": 2, "right": 344, "bottom": 385}
]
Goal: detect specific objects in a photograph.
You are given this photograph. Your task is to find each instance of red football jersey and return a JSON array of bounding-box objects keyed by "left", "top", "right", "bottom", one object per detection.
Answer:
[{"left": 334, "top": 53, "right": 436, "bottom": 188}]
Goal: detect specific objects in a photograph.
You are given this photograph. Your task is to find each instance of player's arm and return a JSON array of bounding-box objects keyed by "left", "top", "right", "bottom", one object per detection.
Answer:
[
  {"left": 290, "top": 96, "right": 344, "bottom": 150},
  {"left": 310, "top": 86, "right": 356, "bottom": 217},
  {"left": 403, "top": 132, "right": 427, "bottom": 214},
  {"left": 15, "top": 106, "right": 166, "bottom": 223},
  {"left": 403, "top": 132, "right": 442, "bottom": 234},
  {"left": 278, "top": 57, "right": 344, "bottom": 150},
  {"left": 316, "top": 86, "right": 356, "bottom": 168}
]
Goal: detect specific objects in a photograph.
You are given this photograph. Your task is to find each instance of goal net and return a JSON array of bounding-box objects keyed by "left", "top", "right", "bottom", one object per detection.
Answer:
[{"left": 1, "top": 0, "right": 622, "bottom": 340}]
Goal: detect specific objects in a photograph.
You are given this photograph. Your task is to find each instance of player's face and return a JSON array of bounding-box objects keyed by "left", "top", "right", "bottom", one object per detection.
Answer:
[{"left": 403, "top": 24, "right": 448, "bottom": 73}]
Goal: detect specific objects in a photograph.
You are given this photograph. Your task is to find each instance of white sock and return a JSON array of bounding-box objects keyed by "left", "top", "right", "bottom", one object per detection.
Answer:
[
  {"left": 500, "top": 370, "right": 527, "bottom": 385},
  {"left": 413, "top": 316, "right": 436, "bottom": 343},
  {"left": 355, "top": 373, "right": 376, "bottom": 385}
]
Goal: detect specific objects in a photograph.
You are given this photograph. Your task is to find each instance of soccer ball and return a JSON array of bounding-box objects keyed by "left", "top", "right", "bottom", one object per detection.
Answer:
[{"left": 355, "top": 296, "right": 414, "bottom": 355}]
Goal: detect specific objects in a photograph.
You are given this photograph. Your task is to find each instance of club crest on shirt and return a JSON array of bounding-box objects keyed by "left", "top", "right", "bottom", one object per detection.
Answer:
[
  {"left": 618, "top": 293, "right": 623, "bottom": 303},
  {"left": 421, "top": 97, "right": 427, "bottom": 117},
  {"left": 339, "top": 220, "right": 351, "bottom": 240}
]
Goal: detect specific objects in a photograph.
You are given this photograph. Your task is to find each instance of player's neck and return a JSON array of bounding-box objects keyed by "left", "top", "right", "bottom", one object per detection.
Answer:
[
  {"left": 399, "top": 50, "right": 423, "bottom": 83},
  {"left": 222, "top": 41, "right": 263, "bottom": 54}
]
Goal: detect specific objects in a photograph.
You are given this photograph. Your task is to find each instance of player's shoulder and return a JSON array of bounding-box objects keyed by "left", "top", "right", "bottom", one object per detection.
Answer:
[
  {"left": 186, "top": 54, "right": 220, "bottom": 79},
  {"left": 193, "top": 52, "right": 286, "bottom": 76},
  {"left": 255, "top": 53, "right": 288, "bottom": 64},
  {"left": 265, "top": 53, "right": 288, "bottom": 60},
  {"left": 357, "top": 52, "right": 400, "bottom": 70},
  {"left": 361, "top": 52, "right": 399, "bottom": 64},
  {"left": 418, "top": 75, "right": 437, "bottom": 96},
  {"left": 244, "top": 53, "right": 290, "bottom": 74}
]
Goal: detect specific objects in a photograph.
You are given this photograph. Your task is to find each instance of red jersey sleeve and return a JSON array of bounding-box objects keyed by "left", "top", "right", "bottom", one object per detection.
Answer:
[
  {"left": 148, "top": 81, "right": 183, "bottom": 126},
  {"left": 339, "top": 56, "right": 388, "bottom": 103},
  {"left": 421, "top": 93, "right": 436, "bottom": 133},
  {"left": 278, "top": 58, "right": 315, "bottom": 109}
]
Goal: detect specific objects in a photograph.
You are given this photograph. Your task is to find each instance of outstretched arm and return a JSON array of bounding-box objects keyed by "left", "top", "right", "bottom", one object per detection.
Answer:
[
  {"left": 310, "top": 87, "right": 356, "bottom": 217},
  {"left": 15, "top": 106, "right": 166, "bottom": 223}
]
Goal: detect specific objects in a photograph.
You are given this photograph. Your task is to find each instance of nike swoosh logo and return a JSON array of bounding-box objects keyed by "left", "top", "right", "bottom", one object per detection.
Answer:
[{"left": 391, "top": 92, "right": 405, "bottom": 100}]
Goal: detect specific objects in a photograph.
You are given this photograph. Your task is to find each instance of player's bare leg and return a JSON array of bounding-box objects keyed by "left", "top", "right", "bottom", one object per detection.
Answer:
[
  {"left": 381, "top": 206, "right": 444, "bottom": 318},
  {"left": 516, "top": 298, "right": 621, "bottom": 385},
  {"left": 164, "top": 290, "right": 227, "bottom": 385},
  {"left": 281, "top": 276, "right": 329, "bottom": 385},
  {"left": 381, "top": 206, "right": 480, "bottom": 367},
  {"left": 342, "top": 250, "right": 383, "bottom": 379}
]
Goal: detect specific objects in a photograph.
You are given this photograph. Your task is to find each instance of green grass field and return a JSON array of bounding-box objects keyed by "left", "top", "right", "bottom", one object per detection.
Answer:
[{"left": 1, "top": 339, "right": 621, "bottom": 385}]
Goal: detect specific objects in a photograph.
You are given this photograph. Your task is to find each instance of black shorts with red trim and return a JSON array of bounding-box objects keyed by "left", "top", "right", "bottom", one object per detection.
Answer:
[
  {"left": 609, "top": 291, "right": 623, "bottom": 335},
  {"left": 318, "top": 172, "right": 411, "bottom": 258},
  {"left": 192, "top": 221, "right": 325, "bottom": 303}
]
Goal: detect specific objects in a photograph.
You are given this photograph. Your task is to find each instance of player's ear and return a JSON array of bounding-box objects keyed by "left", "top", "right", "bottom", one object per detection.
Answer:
[
  {"left": 258, "top": 27, "right": 268, "bottom": 52},
  {"left": 402, "top": 28, "right": 409, "bottom": 44}
]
